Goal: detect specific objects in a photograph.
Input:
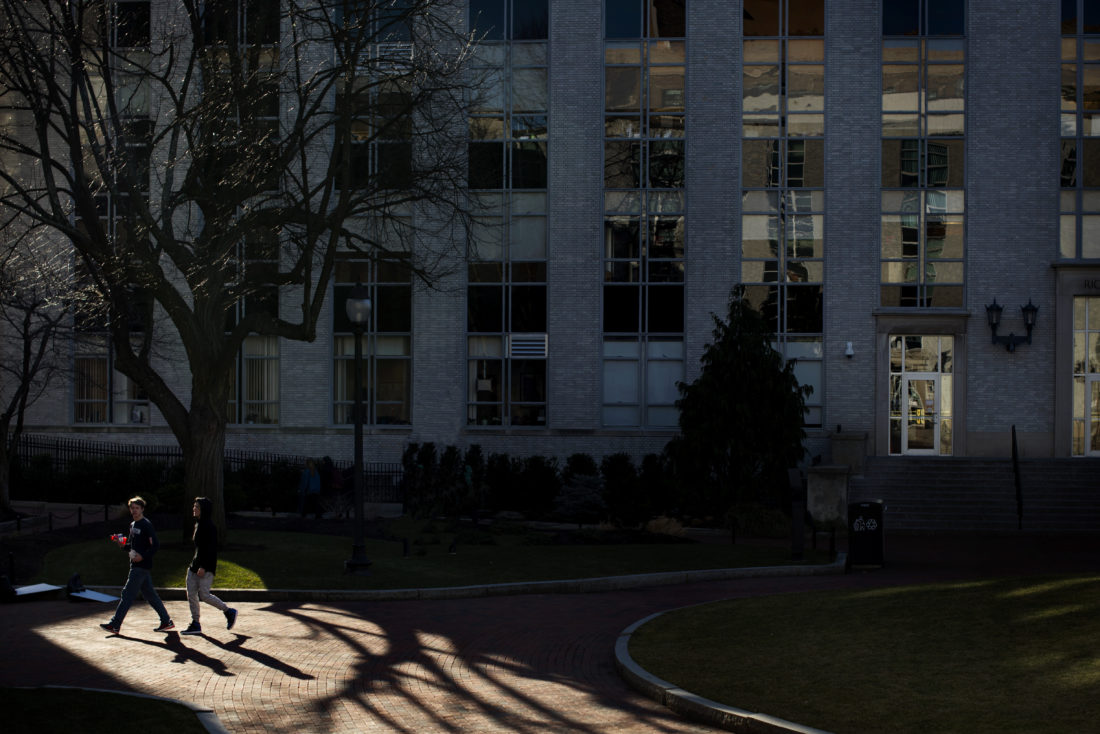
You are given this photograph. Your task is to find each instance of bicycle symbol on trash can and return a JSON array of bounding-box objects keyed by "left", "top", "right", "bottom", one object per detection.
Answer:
[{"left": 852, "top": 515, "right": 878, "bottom": 532}]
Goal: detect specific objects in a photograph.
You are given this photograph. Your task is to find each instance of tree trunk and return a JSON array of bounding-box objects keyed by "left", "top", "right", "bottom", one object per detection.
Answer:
[{"left": 182, "top": 401, "right": 228, "bottom": 544}]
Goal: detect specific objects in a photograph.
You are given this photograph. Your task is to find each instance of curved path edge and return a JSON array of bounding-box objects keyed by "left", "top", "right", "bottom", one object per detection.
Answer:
[
  {"left": 614, "top": 553, "right": 848, "bottom": 734},
  {"left": 12, "top": 685, "right": 231, "bottom": 734},
  {"left": 84, "top": 553, "right": 848, "bottom": 602}
]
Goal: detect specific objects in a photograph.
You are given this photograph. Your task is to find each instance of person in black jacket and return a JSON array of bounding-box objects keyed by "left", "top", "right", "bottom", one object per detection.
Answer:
[
  {"left": 99, "top": 496, "right": 174, "bottom": 635},
  {"left": 181, "top": 497, "right": 238, "bottom": 635}
]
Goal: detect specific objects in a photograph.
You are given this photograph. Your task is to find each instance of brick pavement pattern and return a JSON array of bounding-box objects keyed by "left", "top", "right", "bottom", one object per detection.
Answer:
[{"left": 2, "top": 534, "right": 1097, "bottom": 733}]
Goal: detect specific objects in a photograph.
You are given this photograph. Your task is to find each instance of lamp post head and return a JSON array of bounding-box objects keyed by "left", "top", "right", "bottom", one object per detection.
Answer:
[
  {"left": 345, "top": 282, "right": 372, "bottom": 327},
  {"left": 1021, "top": 299, "right": 1039, "bottom": 329},
  {"left": 985, "top": 299, "right": 1003, "bottom": 328}
]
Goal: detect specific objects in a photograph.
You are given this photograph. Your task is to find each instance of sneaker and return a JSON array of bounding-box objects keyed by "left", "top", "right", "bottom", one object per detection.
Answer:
[
  {"left": 99, "top": 622, "right": 120, "bottom": 634},
  {"left": 225, "top": 608, "right": 238, "bottom": 631},
  {"left": 181, "top": 622, "right": 202, "bottom": 636},
  {"left": 154, "top": 620, "right": 176, "bottom": 632}
]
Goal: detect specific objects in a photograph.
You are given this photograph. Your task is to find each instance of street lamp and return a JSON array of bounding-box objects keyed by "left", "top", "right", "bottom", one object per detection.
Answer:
[{"left": 345, "top": 282, "right": 372, "bottom": 574}]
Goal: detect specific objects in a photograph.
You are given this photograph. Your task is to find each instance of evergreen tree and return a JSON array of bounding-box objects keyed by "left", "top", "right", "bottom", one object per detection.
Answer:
[{"left": 668, "top": 287, "right": 811, "bottom": 533}]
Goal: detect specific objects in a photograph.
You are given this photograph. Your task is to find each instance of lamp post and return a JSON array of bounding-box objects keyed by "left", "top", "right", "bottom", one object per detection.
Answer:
[{"left": 345, "top": 282, "right": 372, "bottom": 573}]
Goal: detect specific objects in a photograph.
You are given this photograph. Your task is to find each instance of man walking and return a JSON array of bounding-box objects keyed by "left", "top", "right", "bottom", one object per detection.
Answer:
[{"left": 99, "top": 496, "right": 175, "bottom": 635}]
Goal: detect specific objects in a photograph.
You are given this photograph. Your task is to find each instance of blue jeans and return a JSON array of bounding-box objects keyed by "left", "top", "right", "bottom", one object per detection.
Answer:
[{"left": 110, "top": 565, "right": 170, "bottom": 627}]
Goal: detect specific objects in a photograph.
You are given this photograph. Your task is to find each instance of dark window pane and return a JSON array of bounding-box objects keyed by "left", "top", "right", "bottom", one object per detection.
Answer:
[
  {"left": 117, "top": 2, "right": 151, "bottom": 46},
  {"left": 650, "top": 0, "right": 685, "bottom": 37},
  {"left": 378, "top": 142, "right": 413, "bottom": 189},
  {"left": 927, "top": 0, "right": 965, "bottom": 36},
  {"left": 469, "top": 262, "right": 504, "bottom": 282},
  {"left": 606, "top": 0, "right": 641, "bottom": 38},
  {"left": 605, "top": 141, "right": 641, "bottom": 188},
  {"left": 1062, "top": 140, "right": 1078, "bottom": 187},
  {"left": 1063, "top": 0, "right": 1077, "bottom": 33},
  {"left": 204, "top": 0, "right": 236, "bottom": 44},
  {"left": 605, "top": 218, "right": 641, "bottom": 258},
  {"left": 743, "top": 285, "right": 779, "bottom": 333},
  {"left": 376, "top": 0, "right": 412, "bottom": 43},
  {"left": 1087, "top": 0, "right": 1100, "bottom": 33},
  {"left": 344, "top": 144, "right": 370, "bottom": 188},
  {"left": 788, "top": 0, "right": 824, "bottom": 35},
  {"left": 647, "top": 285, "right": 683, "bottom": 332},
  {"left": 604, "top": 285, "right": 640, "bottom": 331},
  {"left": 742, "top": 139, "right": 782, "bottom": 188},
  {"left": 927, "top": 139, "right": 964, "bottom": 187},
  {"left": 514, "top": 0, "right": 549, "bottom": 40},
  {"left": 510, "top": 285, "right": 547, "bottom": 332},
  {"left": 743, "top": 0, "right": 780, "bottom": 36},
  {"left": 786, "top": 285, "right": 823, "bottom": 333},
  {"left": 648, "top": 140, "right": 684, "bottom": 188},
  {"left": 377, "top": 285, "right": 411, "bottom": 332},
  {"left": 1083, "top": 139, "right": 1100, "bottom": 186},
  {"left": 468, "top": 285, "right": 504, "bottom": 332},
  {"left": 511, "top": 360, "right": 546, "bottom": 403},
  {"left": 470, "top": 0, "right": 505, "bottom": 40},
  {"left": 511, "top": 142, "right": 547, "bottom": 188},
  {"left": 246, "top": 0, "right": 280, "bottom": 44},
  {"left": 883, "top": 0, "right": 919, "bottom": 36},
  {"left": 469, "top": 142, "right": 504, "bottom": 189}
]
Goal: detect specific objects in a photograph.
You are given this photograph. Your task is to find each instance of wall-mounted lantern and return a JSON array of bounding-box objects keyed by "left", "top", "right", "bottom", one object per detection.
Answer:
[{"left": 985, "top": 298, "right": 1039, "bottom": 353}]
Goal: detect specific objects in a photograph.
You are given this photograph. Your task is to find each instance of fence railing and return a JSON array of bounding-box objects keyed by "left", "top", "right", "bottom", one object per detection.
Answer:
[{"left": 14, "top": 433, "right": 405, "bottom": 504}]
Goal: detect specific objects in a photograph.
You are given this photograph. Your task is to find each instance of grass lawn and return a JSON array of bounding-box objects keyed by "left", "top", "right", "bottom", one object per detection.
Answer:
[
  {"left": 35, "top": 519, "right": 828, "bottom": 590},
  {"left": 628, "top": 574, "right": 1100, "bottom": 734},
  {"left": 1, "top": 687, "right": 208, "bottom": 733}
]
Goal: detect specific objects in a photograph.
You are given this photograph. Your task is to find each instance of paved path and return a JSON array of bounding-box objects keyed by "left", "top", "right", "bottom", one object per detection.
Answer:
[{"left": 2, "top": 533, "right": 1097, "bottom": 733}]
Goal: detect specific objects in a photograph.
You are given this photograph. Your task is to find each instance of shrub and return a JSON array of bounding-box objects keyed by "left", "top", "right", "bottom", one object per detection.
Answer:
[{"left": 601, "top": 453, "right": 641, "bottom": 527}]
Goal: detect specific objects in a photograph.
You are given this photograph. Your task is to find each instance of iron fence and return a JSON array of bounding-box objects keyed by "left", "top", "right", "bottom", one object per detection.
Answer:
[{"left": 13, "top": 433, "right": 405, "bottom": 504}]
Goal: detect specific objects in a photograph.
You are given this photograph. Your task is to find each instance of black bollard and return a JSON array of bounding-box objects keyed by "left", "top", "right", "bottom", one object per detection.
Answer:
[{"left": 8, "top": 552, "right": 13, "bottom": 584}]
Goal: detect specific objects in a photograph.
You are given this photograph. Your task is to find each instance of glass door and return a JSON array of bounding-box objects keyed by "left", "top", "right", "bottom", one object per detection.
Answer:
[
  {"left": 1089, "top": 375, "right": 1100, "bottom": 456},
  {"left": 904, "top": 375, "right": 938, "bottom": 454},
  {"left": 889, "top": 335, "right": 953, "bottom": 455}
]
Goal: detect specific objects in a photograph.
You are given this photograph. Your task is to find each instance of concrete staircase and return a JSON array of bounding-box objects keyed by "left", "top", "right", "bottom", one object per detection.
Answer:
[{"left": 847, "top": 456, "right": 1100, "bottom": 532}]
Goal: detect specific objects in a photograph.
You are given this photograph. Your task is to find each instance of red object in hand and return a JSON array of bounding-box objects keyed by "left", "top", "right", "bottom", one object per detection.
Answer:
[{"left": 110, "top": 533, "right": 127, "bottom": 547}]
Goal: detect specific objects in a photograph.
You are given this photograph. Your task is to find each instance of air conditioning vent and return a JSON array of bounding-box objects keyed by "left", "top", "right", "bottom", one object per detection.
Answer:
[{"left": 509, "top": 333, "right": 547, "bottom": 358}]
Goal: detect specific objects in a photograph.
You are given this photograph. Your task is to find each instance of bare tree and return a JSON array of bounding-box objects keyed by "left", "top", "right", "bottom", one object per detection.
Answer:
[
  {"left": 0, "top": 0, "right": 476, "bottom": 535},
  {"left": 0, "top": 239, "right": 71, "bottom": 516}
]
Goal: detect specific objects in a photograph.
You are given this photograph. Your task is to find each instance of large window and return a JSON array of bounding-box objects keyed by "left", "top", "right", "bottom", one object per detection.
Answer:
[
  {"left": 1061, "top": 0, "right": 1100, "bottom": 259},
  {"left": 333, "top": 255, "right": 413, "bottom": 426},
  {"left": 73, "top": 333, "right": 150, "bottom": 425},
  {"left": 740, "top": 0, "right": 824, "bottom": 428},
  {"left": 225, "top": 228, "right": 280, "bottom": 425},
  {"left": 201, "top": 0, "right": 281, "bottom": 191},
  {"left": 881, "top": 0, "right": 965, "bottom": 307},
  {"left": 467, "top": 0, "right": 548, "bottom": 428},
  {"left": 602, "top": 0, "right": 685, "bottom": 428},
  {"left": 1072, "top": 296, "right": 1100, "bottom": 455}
]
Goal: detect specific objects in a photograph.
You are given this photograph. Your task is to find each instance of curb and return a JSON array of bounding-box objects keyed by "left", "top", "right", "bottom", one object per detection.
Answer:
[
  {"left": 82, "top": 553, "right": 848, "bottom": 602},
  {"left": 17, "top": 685, "right": 230, "bottom": 734},
  {"left": 613, "top": 556, "right": 846, "bottom": 734}
]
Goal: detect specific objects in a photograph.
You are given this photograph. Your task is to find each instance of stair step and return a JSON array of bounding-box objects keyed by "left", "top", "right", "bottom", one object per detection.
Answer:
[{"left": 844, "top": 457, "right": 1100, "bottom": 532}]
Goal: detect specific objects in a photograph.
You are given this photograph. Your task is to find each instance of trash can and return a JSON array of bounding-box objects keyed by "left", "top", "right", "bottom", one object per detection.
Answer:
[{"left": 848, "top": 500, "right": 885, "bottom": 567}]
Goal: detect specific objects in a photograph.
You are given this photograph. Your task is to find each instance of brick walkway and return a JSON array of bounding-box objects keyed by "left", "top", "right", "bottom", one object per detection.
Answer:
[{"left": 1, "top": 533, "right": 1097, "bottom": 733}]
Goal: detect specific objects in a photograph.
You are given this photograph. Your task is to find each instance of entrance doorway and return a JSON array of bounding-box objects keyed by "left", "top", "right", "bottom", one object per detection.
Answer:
[
  {"left": 889, "top": 335, "right": 953, "bottom": 455},
  {"left": 1072, "top": 297, "right": 1100, "bottom": 456}
]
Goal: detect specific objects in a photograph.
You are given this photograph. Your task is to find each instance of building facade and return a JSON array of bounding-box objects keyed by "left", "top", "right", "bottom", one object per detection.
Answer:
[{"left": 10, "top": 0, "right": 1100, "bottom": 470}]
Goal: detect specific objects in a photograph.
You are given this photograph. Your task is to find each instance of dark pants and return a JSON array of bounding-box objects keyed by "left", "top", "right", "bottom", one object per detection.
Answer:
[{"left": 110, "top": 565, "right": 170, "bottom": 628}]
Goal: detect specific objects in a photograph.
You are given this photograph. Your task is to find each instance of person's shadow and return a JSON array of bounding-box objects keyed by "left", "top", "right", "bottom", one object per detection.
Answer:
[
  {"left": 113, "top": 632, "right": 234, "bottom": 677},
  {"left": 201, "top": 633, "right": 314, "bottom": 680}
]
